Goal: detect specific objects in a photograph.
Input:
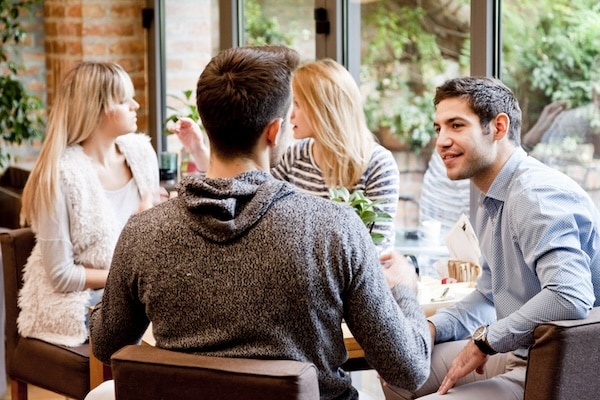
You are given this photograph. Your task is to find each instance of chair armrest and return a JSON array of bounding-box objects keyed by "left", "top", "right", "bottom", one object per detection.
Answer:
[
  {"left": 524, "top": 307, "right": 600, "bottom": 400},
  {"left": 111, "top": 345, "right": 320, "bottom": 400}
]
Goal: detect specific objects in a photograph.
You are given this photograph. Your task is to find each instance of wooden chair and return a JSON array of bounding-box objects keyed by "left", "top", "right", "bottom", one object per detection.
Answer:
[
  {"left": 0, "top": 227, "right": 110, "bottom": 400},
  {"left": 111, "top": 344, "right": 320, "bottom": 400}
]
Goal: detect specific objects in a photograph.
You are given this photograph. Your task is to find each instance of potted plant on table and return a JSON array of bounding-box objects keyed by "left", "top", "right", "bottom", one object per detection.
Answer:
[{"left": 329, "top": 187, "right": 392, "bottom": 246}]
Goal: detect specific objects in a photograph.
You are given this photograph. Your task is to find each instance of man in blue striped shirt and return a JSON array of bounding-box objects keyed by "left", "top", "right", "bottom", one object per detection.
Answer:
[{"left": 384, "top": 76, "right": 600, "bottom": 400}]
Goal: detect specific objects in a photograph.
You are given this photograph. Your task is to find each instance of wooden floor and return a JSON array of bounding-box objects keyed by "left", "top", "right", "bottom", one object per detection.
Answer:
[
  {"left": 1, "top": 382, "right": 70, "bottom": 400},
  {"left": 1, "top": 370, "right": 385, "bottom": 400}
]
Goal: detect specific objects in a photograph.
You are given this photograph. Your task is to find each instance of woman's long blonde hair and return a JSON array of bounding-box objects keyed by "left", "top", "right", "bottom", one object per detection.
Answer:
[
  {"left": 20, "top": 62, "right": 134, "bottom": 225},
  {"left": 292, "top": 58, "right": 375, "bottom": 188}
]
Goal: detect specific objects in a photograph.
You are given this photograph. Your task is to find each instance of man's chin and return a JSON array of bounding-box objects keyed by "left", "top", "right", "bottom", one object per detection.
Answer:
[{"left": 446, "top": 169, "right": 466, "bottom": 181}]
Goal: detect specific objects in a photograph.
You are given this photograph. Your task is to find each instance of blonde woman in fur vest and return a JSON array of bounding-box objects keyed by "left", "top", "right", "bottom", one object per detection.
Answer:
[{"left": 19, "top": 62, "right": 164, "bottom": 347}]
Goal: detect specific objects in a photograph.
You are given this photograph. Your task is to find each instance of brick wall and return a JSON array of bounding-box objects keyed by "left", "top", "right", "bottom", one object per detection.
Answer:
[
  {"left": 12, "top": 0, "right": 148, "bottom": 134},
  {"left": 44, "top": 0, "right": 148, "bottom": 132}
]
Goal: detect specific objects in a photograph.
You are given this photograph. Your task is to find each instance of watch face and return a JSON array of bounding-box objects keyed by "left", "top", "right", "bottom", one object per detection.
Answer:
[{"left": 473, "top": 325, "right": 487, "bottom": 341}]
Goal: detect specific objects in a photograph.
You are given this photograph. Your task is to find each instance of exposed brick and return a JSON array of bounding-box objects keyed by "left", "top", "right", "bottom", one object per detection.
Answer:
[
  {"left": 65, "top": 41, "right": 83, "bottom": 55},
  {"left": 83, "top": 23, "right": 135, "bottom": 36},
  {"left": 66, "top": 4, "right": 82, "bottom": 18},
  {"left": 57, "top": 22, "right": 82, "bottom": 36},
  {"left": 109, "top": 39, "right": 145, "bottom": 55},
  {"left": 82, "top": 4, "right": 105, "bottom": 18},
  {"left": 45, "top": 4, "right": 67, "bottom": 18},
  {"left": 110, "top": 4, "right": 140, "bottom": 18}
]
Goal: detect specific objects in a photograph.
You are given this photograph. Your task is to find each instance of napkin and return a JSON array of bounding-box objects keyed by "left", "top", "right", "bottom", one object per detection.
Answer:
[
  {"left": 435, "top": 214, "right": 482, "bottom": 281},
  {"left": 445, "top": 213, "right": 481, "bottom": 265}
]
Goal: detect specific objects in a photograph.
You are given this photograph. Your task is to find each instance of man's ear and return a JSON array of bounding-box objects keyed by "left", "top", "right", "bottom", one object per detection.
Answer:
[
  {"left": 265, "top": 118, "right": 283, "bottom": 146},
  {"left": 493, "top": 113, "right": 510, "bottom": 140}
]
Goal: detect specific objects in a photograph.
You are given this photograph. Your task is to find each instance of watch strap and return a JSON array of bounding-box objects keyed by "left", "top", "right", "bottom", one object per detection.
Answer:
[{"left": 474, "top": 336, "right": 498, "bottom": 355}]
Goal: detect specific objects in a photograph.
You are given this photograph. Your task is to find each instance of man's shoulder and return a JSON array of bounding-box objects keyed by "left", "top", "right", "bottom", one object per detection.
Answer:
[
  {"left": 277, "top": 188, "right": 359, "bottom": 222},
  {"left": 125, "top": 199, "right": 180, "bottom": 234},
  {"left": 516, "top": 156, "right": 582, "bottom": 190},
  {"left": 508, "top": 156, "right": 593, "bottom": 213}
]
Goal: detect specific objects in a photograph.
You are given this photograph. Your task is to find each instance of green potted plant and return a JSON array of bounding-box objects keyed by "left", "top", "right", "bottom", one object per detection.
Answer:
[
  {"left": 329, "top": 187, "right": 392, "bottom": 246},
  {"left": 163, "top": 89, "right": 201, "bottom": 134},
  {"left": 0, "top": 0, "right": 44, "bottom": 169}
]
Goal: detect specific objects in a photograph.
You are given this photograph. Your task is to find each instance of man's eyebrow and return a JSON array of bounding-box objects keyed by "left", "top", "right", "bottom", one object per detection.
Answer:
[{"left": 434, "top": 116, "right": 458, "bottom": 124}]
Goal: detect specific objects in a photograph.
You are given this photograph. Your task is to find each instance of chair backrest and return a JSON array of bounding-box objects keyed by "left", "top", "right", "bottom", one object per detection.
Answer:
[
  {"left": 111, "top": 345, "right": 320, "bottom": 400},
  {"left": 524, "top": 307, "right": 600, "bottom": 400},
  {"left": 0, "top": 227, "right": 34, "bottom": 364}
]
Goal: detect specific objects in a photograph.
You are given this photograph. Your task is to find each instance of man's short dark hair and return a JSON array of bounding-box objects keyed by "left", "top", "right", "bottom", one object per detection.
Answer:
[
  {"left": 196, "top": 46, "right": 300, "bottom": 159},
  {"left": 434, "top": 76, "right": 523, "bottom": 143}
]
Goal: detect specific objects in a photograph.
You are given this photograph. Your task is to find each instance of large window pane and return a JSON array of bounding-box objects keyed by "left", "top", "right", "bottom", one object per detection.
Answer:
[
  {"left": 502, "top": 0, "right": 600, "bottom": 207},
  {"left": 163, "top": 0, "right": 219, "bottom": 153},
  {"left": 241, "top": 0, "right": 315, "bottom": 62},
  {"left": 360, "top": 0, "right": 471, "bottom": 240}
]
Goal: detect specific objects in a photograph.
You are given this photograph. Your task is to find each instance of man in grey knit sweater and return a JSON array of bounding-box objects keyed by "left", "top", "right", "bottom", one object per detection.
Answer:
[{"left": 88, "top": 46, "right": 431, "bottom": 400}]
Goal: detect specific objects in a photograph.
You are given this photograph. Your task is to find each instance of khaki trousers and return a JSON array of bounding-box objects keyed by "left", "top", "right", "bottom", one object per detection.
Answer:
[{"left": 383, "top": 340, "right": 527, "bottom": 400}]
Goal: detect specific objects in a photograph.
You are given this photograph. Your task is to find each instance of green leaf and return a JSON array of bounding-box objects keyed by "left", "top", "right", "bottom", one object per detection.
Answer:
[{"left": 329, "top": 188, "right": 392, "bottom": 245}]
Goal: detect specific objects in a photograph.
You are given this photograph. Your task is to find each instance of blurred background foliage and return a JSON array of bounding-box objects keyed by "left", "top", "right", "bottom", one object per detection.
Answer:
[
  {"left": 0, "top": 0, "right": 44, "bottom": 169},
  {"left": 502, "top": 0, "right": 600, "bottom": 131},
  {"left": 246, "top": 0, "right": 600, "bottom": 152}
]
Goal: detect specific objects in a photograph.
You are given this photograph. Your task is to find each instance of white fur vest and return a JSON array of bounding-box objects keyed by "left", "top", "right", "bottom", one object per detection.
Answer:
[{"left": 18, "top": 133, "right": 159, "bottom": 347}]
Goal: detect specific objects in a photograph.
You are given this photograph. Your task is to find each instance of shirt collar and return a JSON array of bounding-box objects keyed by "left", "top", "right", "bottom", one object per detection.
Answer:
[{"left": 485, "top": 147, "right": 527, "bottom": 202}]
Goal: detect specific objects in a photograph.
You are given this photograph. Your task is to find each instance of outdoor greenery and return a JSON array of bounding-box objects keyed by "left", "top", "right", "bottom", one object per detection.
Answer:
[
  {"left": 360, "top": 0, "right": 600, "bottom": 151},
  {"left": 0, "top": 0, "right": 44, "bottom": 169},
  {"left": 243, "top": 0, "right": 293, "bottom": 46},
  {"left": 360, "top": 2, "right": 466, "bottom": 152},
  {"left": 502, "top": 0, "right": 600, "bottom": 130},
  {"left": 163, "top": 89, "right": 201, "bottom": 135}
]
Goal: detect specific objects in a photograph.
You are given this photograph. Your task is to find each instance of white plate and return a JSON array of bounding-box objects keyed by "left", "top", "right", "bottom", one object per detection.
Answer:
[{"left": 418, "top": 281, "right": 475, "bottom": 316}]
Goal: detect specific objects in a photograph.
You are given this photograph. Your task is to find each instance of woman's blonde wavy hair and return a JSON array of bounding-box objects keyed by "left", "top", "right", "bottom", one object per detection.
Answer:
[
  {"left": 292, "top": 58, "right": 375, "bottom": 188},
  {"left": 20, "top": 61, "right": 134, "bottom": 226}
]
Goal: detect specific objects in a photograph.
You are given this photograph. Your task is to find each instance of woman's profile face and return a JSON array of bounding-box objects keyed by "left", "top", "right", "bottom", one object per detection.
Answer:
[
  {"left": 290, "top": 98, "right": 313, "bottom": 140},
  {"left": 99, "top": 95, "right": 140, "bottom": 138}
]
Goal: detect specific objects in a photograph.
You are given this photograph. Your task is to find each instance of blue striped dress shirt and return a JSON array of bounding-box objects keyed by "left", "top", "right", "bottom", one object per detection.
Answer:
[{"left": 430, "top": 147, "right": 600, "bottom": 354}]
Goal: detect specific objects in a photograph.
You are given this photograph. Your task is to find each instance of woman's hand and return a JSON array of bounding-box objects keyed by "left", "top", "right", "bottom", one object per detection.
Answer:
[
  {"left": 167, "top": 117, "right": 210, "bottom": 171},
  {"left": 380, "top": 250, "right": 418, "bottom": 294}
]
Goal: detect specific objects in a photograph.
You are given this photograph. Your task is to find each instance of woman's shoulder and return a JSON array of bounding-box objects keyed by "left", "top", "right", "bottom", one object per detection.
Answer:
[
  {"left": 60, "top": 144, "right": 89, "bottom": 171},
  {"left": 117, "top": 133, "right": 157, "bottom": 165},
  {"left": 281, "top": 138, "right": 313, "bottom": 161},
  {"left": 116, "top": 132, "right": 152, "bottom": 150},
  {"left": 369, "top": 142, "right": 397, "bottom": 167},
  {"left": 290, "top": 138, "right": 312, "bottom": 153}
]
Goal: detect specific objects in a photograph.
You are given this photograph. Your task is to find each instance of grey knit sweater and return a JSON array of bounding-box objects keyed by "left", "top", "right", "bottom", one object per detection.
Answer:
[{"left": 90, "top": 171, "right": 430, "bottom": 400}]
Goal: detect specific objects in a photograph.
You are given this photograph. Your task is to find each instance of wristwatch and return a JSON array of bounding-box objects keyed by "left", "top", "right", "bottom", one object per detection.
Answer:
[{"left": 472, "top": 325, "right": 497, "bottom": 355}]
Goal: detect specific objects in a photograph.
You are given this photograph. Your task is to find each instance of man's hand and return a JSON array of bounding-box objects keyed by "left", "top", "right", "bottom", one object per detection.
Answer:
[{"left": 437, "top": 341, "right": 488, "bottom": 394}]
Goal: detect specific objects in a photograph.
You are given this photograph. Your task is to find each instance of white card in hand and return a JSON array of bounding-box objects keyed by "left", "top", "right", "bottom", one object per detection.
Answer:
[{"left": 445, "top": 213, "right": 481, "bottom": 265}]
